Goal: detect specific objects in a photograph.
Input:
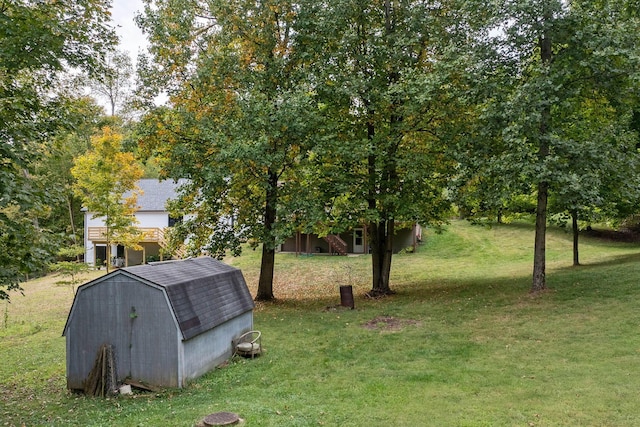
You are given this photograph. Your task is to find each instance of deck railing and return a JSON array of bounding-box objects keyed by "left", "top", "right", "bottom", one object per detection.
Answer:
[{"left": 87, "top": 227, "right": 166, "bottom": 243}]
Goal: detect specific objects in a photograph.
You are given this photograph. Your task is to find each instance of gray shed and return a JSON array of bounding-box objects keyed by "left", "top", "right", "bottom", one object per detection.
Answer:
[{"left": 63, "top": 257, "right": 255, "bottom": 390}]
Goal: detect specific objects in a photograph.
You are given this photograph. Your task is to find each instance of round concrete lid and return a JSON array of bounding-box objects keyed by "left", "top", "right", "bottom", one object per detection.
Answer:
[{"left": 203, "top": 412, "right": 240, "bottom": 426}]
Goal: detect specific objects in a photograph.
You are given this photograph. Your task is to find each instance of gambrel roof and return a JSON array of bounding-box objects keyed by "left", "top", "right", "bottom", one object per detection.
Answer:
[
  {"left": 124, "top": 257, "right": 254, "bottom": 339},
  {"left": 64, "top": 257, "right": 254, "bottom": 340}
]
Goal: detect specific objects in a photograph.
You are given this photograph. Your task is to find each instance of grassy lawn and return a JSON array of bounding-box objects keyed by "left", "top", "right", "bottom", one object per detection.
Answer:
[{"left": 2, "top": 220, "right": 640, "bottom": 426}]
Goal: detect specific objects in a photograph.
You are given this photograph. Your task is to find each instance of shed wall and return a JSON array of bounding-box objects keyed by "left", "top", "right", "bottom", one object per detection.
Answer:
[
  {"left": 128, "top": 284, "right": 180, "bottom": 387},
  {"left": 65, "top": 276, "right": 179, "bottom": 390},
  {"left": 180, "top": 311, "right": 253, "bottom": 386}
]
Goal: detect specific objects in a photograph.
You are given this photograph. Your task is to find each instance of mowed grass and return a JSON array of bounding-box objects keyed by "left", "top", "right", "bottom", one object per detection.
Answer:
[{"left": 2, "top": 220, "right": 640, "bottom": 426}]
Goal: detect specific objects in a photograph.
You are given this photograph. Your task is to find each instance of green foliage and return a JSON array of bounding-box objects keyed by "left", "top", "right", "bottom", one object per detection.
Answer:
[
  {"left": 0, "top": 0, "right": 116, "bottom": 157},
  {"left": 0, "top": 0, "right": 116, "bottom": 300},
  {"left": 49, "top": 247, "right": 90, "bottom": 294},
  {"left": 457, "top": 0, "right": 640, "bottom": 211},
  {"left": 33, "top": 96, "right": 107, "bottom": 246},
  {"left": 454, "top": 0, "right": 640, "bottom": 290},
  {"left": 305, "top": 0, "right": 462, "bottom": 219},
  {"left": 88, "top": 50, "right": 134, "bottom": 117},
  {"left": 137, "top": 0, "right": 322, "bottom": 299},
  {"left": 297, "top": 0, "right": 471, "bottom": 293},
  {"left": 0, "top": 195, "right": 52, "bottom": 300}
]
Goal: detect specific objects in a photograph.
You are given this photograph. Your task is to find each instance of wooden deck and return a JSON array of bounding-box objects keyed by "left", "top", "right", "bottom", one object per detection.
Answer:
[{"left": 87, "top": 227, "right": 166, "bottom": 244}]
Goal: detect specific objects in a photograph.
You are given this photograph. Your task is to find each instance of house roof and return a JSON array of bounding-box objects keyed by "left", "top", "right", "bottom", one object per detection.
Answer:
[
  {"left": 64, "top": 257, "right": 254, "bottom": 340},
  {"left": 128, "top": 179, "right": 187, "bottom": 212}
]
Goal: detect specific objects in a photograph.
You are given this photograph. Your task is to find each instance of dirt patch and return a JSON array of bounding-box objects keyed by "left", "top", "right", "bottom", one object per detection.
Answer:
[{"left": 362, "top": 315, "right": 421, "bottom": 332}]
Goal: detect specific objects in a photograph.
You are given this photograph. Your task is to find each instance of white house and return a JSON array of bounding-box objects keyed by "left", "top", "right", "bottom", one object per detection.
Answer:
[{"left": 84, "top": 179, "right": 186, "bottom": 268}]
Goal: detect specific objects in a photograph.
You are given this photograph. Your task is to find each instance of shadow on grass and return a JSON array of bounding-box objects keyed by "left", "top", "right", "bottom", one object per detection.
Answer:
[
  {"left": 555, "top": 252, "right": 640, "bottom": 270},
  {"left": 257, "top": 221, "right": 640, "bottom": 311},
  {"left": 263, "top": 251, "right": 640, "bottom": 313}
]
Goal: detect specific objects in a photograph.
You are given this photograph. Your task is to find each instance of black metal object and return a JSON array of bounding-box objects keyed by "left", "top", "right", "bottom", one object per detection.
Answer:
[{"left": 340, "top": 285, "right": 355, "bottom": 309}]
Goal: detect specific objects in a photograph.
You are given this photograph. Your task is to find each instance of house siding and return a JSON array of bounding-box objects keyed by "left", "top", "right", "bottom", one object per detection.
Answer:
[
  {"left": 83, "top": 212, "right": 169, "bottom": 266},
  {"left": 82, "top": 179, "right": 184, "bottom": 266},
  {"left": 83, "top": 213, "right": 105, "bottom": 265},
  {"left": 134, "top": 212, "right": 170, "bottom": 228},
  {"left": 281, "top": 225, "right": 420, "bottom": 255}
]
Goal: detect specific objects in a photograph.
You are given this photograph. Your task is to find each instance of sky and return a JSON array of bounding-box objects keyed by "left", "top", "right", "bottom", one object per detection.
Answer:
[{"left": 110, "top": 0, "right": 147, "bottom": 64}]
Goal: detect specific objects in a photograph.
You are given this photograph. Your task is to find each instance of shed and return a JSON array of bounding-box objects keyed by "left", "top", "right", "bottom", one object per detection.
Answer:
[{"left": 63, "top": 257, "right": 255, "bottom": 390}]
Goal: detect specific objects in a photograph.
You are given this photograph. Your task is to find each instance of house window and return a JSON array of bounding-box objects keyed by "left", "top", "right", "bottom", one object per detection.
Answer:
[{"left": 168, "top": 216, "right": 183, "bottom": 227}]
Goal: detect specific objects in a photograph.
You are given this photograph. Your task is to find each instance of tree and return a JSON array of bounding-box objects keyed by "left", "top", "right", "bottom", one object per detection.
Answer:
[
  {"left": 136, "top": 0, "right": 318, "bottom": 300},
  {"left": 71, "top": 127, "right": 144, "bottom": 272},
  {"left": 89, "top": 50, "right": 134, "bottom": 117},
  {"left": 460, "top": 0, "right": 640, "bottom": 292},
  {"left": 547, "top": 97, "right": 640, "bottom": 266},
  {"left": 33, "top": 95, "right": 108, "bottom": 249},
  {"left": 49, "top": 245, "right": 90, "bottom": 294},
  {"left": 299, "top": 0, "right": 468, "bottom": 295},
  {"left": 0, "top": 0, "right": 116, "bottom": 299}
]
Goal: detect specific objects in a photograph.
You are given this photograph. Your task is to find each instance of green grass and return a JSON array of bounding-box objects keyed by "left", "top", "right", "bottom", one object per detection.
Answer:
[{"left": 3, "top": 221, "right": 640, "bottom": 426}]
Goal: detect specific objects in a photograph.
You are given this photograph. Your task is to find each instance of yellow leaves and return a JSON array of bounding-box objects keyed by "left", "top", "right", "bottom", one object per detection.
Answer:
[
  {"left": 71, "top": 127, "right": 144, "bottom": 212},
  {"left": 0, "top": 204, "right": 21, "bottom": 221},
  {"left": 72, "top": 127, "right": 144, "bottom": 252}
]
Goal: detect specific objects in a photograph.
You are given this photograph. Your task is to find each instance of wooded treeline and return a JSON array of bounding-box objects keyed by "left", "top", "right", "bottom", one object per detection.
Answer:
[{"left": 1, "top": 0, "right": 639, "bottom": 300}]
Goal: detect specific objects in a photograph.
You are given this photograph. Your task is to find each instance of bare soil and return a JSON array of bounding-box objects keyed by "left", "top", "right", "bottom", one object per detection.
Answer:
[{"left": 361, "top": 315, "right": 421, "bottom": 332}]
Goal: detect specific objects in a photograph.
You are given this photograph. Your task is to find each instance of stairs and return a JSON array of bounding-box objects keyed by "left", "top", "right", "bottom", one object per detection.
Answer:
[
  {"left": 158, "top": 228, "right": 188, "bottom": 260},
  {"left": 324, "top": 234, "right": 348, "bottom": 255}
]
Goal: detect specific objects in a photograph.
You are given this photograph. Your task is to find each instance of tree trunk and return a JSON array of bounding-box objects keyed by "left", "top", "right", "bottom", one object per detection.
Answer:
[
  {"left": 67, "top": 195, "right": 77, "bottom": 241},
  {"left": 365, "top": 109, "right": 395, "bottom": 296},
  {"left": 369, "top": 218, "right": 394, "bottom": 296},
  {"left": 572, "top": 210, "right": 580, "bottom": 266},
  {"left": 67, "top": 195, "right": 81, "bottom": 261},
  {"left": 531, "top": 24, "right": 553, "bottom": 293},
  {"left": 105, "top": 242, "right": 111, "bottom": 273},
  {"left": 255, "top": 170, "right": 278, "bottom": 301},
  {"left": 532, "top": 181, "right": 548, "bottom": 292},
  {"left": 256, "top": 244, "right": 276, "bottom": 301}
]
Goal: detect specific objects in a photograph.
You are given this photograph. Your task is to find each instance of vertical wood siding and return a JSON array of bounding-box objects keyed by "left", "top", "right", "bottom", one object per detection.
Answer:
[{"left": 65, "top": 276, "right": 179, "bottom": 389}]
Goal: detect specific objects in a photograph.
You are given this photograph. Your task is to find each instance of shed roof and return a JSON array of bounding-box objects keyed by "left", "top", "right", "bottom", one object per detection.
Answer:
[{"left": 64, "top": 257, "right": 254, "bottom": 340}]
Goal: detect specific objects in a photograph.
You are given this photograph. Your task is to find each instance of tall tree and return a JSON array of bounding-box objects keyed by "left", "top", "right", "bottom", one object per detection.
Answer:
[
  {"left": 301, "top": 0, "right": 467, "bottom": 295},
  {"left": 89, "top": 50, "right": 134, "bottom": 117},
  {"left": 34, "top": 95, "right": 107, "bottom": 247},
  {"left": 548, "top": 97, "right": 640, "bottom": 266},
  {"left": 71, "top": 127, "right": 144, "bottom": 272},
  {"left": 0, "top": 0, "right": 116, "bottom": 299},
  {"left": 136, "top": 0, "right": 317, "bottom": 300},
  {"left": 459, "top": 0, "right": 640, "bottom": 292}
]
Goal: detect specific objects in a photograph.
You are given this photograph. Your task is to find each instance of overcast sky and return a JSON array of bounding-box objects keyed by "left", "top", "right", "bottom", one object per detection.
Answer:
[{"left": 111, "top": 0, "right": 147, "bottom": 63}]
